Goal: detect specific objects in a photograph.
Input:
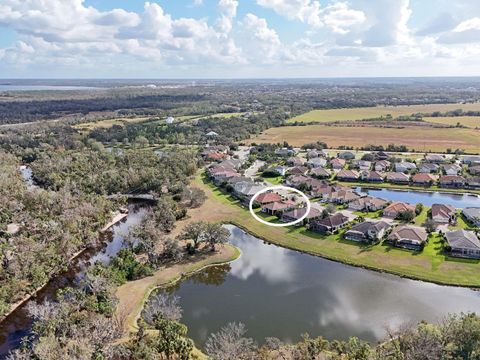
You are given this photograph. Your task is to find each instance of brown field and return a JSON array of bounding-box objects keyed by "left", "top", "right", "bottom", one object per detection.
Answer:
[
  {"left": 424, "top": 116, "right": 480, "bottom": 128},
  {"left": 250, "top": 125, "right": 480, "bottom": 153},
  {"left": 288, "top": 103, "right": 480, "bottom": 123}
]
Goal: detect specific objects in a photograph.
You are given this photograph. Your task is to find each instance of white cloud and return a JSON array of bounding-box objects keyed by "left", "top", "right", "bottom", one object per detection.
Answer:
[
  {"left": 256, "top": 0, "right": 323, "bottom": 27},
  {"left": 322, "top": 2, "right": 366, "bottom": 34}
]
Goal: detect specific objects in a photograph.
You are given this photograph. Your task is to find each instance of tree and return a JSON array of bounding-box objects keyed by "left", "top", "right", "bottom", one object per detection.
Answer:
[
  {"left": 397, "top": 210, "right": 415, "bottom": 223},
  {"left": 205, "top": 322, "right": 257, "bottom": 360},
  {"left": 292, "top": 334, "right": 328, "bottom": 360},
  {"left": 203, "top": 223, "right": 230, "bottom": 251},
  {"left": 177, "top": 221, "right": 207, "bottom": 250},
  {"left": 144, "top": 292, "right": 183, "bottom": 325},
  {"left": 415, "top": 203, "right": 424, "bottom": 215},
  {"left": 425, "top": 218, "right": 437, "bottom": 233},
  {"left": 154, "top": 318, "right": 193, "bottom": 360}
]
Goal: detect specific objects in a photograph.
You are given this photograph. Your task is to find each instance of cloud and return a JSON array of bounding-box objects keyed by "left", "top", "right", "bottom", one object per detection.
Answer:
[
  {"left": 415, "top": 13, "right": 457, "bottom": 36},
  {"left": 240, "top": 13, "right": 281, "bottom": 61},
  {"left": 322, "top": 2, "right": 366, "bottom": 34},
  {"left": 256, "top": 0, "right": 323, "bottom": 27}
]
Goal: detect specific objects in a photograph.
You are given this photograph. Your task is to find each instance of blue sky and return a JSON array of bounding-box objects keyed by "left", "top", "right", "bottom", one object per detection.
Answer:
[{"left": 0, "top": 0, "right": 479, "bottom": 78}]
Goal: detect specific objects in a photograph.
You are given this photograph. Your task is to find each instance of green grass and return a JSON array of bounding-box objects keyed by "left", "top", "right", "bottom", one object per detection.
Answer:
[
  {"left": 414, "top": 206, "right": 429, "bottom": 226},
  {"left": 196, "top": 173, "right": 480, "bottom": 287},
  {"left": 261, "top": 175, "right": 284, "bottom": 185},
  {"left": 287, "top": 104, "right": 480, "bottom": 124},
  {"left": 424, "top": 116, "right": 480, "bottom": 128}
]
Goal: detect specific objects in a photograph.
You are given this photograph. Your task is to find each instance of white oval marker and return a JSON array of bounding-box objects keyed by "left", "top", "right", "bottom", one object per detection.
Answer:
[{"left": 249, "top": 185, "right": 311, "bottom": 227}]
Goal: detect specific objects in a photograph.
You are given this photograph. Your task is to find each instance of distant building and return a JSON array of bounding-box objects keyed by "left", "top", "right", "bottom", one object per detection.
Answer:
[{"left": 166, "top": 116, "right": 175, "bottom": 124}]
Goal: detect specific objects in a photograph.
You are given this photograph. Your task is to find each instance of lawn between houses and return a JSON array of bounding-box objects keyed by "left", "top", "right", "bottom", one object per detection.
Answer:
[{"left": 194, "top": 173, "right": 480, "bottom": 287}]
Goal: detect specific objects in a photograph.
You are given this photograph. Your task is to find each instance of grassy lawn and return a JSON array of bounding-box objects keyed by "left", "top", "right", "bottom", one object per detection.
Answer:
[
  {"left": 414, "top": 206, "right": 429, "bottom": 226},
  {"left": 250, "top": 125, "right": 480, "bottom": 153},
  {"left": 192, "top": 172, "right": 480, "bottom": 287},
  {"left": 287, "top": 104, "right": 480, "bottom": 124},
  {"left": 261, "top": 175, "right": 284, "bottom": 185},
  {"left": 74, "top": 116, "right": 152, "bottom": 130}
]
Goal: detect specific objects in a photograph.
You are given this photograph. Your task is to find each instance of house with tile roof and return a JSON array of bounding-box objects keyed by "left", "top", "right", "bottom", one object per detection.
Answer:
[
  {"left": 383, "top": 201, "right": 416, "bottom": 218},
  {"left": 445, "top": 230, "right": 480, "bottom": 259},
  {"left": 387, "top": 225, "right": 428, "bottom": 250},
  {"left": 431, "top": 203, "right": 456, "bottom": 224}
]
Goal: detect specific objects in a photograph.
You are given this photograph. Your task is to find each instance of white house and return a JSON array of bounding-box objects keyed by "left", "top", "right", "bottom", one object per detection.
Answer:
[{"left": 166, "top": 116, "right": 175, "bottom": 124}]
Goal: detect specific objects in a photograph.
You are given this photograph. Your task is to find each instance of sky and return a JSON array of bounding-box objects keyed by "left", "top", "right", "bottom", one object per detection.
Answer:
[{"left": 0, "top": 0, "right": 480, "bottom": 78}]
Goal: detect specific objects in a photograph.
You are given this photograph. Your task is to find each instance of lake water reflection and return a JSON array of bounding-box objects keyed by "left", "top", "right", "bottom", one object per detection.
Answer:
[{"left": 165, "top": 225, "right": 480, "bottom": 346}]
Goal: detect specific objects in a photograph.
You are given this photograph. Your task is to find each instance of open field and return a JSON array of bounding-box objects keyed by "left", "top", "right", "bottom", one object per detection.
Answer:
[
  {"left": 191, "top": 172, "right": 480, "bottom": 287},
  {"left": 250, "top": 125, "right": 480, "bottom": 153},
  {"left": 424, "top": 116, "right": 480, "bottom": 128},
  {"left": 74, "top": 116, "right": 152, "bottom": 130},
  {"left": 288, "top": 103, "right": 480, "bottom": 123}
]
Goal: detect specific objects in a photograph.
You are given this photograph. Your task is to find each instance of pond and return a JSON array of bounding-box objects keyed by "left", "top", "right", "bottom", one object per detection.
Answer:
[
  {"left": 356, "top": 187, "right": 480, "bottom": 208},
  {"left": 162, "top": 225, "right": 480, "bottom": 347}
]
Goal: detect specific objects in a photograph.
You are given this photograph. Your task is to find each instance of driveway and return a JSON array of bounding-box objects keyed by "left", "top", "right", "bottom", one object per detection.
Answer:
[{"left": 244, "top": 159, "right": 266, "bottom": 178}]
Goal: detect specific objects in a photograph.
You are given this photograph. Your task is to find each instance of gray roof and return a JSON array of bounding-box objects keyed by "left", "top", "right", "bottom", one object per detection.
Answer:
[
  {"left": 347, "top": 221, "right": 390, "bottom": 234},
  {"left": 463, "top": 207, "right": 480, "bottom": 218},
  {"left": 445, "top": 230, "right": 480, "bottom": 250}
]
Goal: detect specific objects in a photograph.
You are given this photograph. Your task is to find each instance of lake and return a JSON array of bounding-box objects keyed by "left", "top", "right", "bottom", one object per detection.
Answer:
[
  {"left": 356, "top": 187, "right": 480, "bottom": 208},
  {"left": 162, "top": 225, "right": 480, "bottom": 347}
]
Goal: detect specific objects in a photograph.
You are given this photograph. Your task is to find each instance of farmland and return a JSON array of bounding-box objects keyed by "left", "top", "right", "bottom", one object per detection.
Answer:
[
  {"left": 250, "top": 125, "right": 480, "bottom": 153},
  {"left": 424, "top": 116, "right": 480, "bottom": 128},
  {"left": 287, "top": 103, "right": 480, "bottom": 123}
]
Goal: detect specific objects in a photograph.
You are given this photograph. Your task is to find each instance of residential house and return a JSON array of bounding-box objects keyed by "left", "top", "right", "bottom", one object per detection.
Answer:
[
  {"left": 254, "top": 192, "right": 282, "bottom": 206},
  {"left": 336, "top": 169, "right": 360, "bottom": 181},
  {"left": 469, "top": 166, "right": 480, "bottom": 175},
  {"left": 326, "top": 189, "right": 361, "bottom": 204},
  {"left": 234, "top": 183, "right": 265, "bottom": 203},
  {"left": 344, "top": 221, "right": 391, "bottom": 243},
  {"left": 462, "top": 208, "right": 480, "bottom": 226},
  {"left": 395, "top": 162, "right": 417, "bottom": 173},
  {"left": 307, "top": 157, "right": 328, "bottom": 168},
  {"left": 287, "top": 157, "right": 306, "bottom": 167},
  {"left": 307, "top": 150, "right": 320, "bottom": 158},
  {"left": 439, "top": 175, "right": 466, "bottom": 188},
  {"left": 375, "top": 160, "right": 391, "bottom": 172},
  {"left": 206, "top": 131, "right": 219, "bottom": 137},
  {"left": 330, "top": 158, "right": 346, "bottom": 170},
  {"left": 275, "top": 148, "right": 296, "bottom": 157},
  {"left": 288, "top": 166, "right": 309, "bottom": 175},
  {"left": 360, "top": 170, "right": 385, "bottom": 182},
  {"left": 309, "top": 213, "right": 350, "bottom": 234},
  {"left": 383, "top": 201, "right": 416, "bottom": 218},
  {"left": 463, "top": 156, "right": 480, "bottom": 166},
  {"left": 431, "top": 204, "right": 456, "bottom": 224},
  {"left": 208, "top": 166, "right": 240, "bottom": 184},
  {"left": 310, "top": 167, "right": 331, "bottom": 179},
  {"left": 411, "top": 173, "right": 437, "bottom": 187},
  {"left": 348, "top": 196, "right": 388, "bottom": 212},
  {"left": 375, "top": 151, "right": 390, "bottom": 160},
  {"left": 204, "top": 151, "right": 229, "bottom": 162},
  {"left": 386, "top": 172, "right": 410, "bottom": 184},
  {"left": 286, "top": 175, "right": 310, "bottom": 188},
  {"left": 445, "top": 230, "right": 480, "bottom": 259},
  {"left": 418, "top": 163, "right": 439, "bottom": 173},
  {"left": 443, "top": 164, "right": 462, "bottom": 176},
  {"left": 221, "top": 159, "right": 243, "bottom": 170},
  {"left": 338, "top": 151, "right": 356, "bottom": 160},
  {"left": 281, "top": 207, "right": 322, "bottom": 225},
  {"left": 352, "top": 160, "right": 372, "bottom": 171},
  {"left": 425, "top": 154, "right": 446, "bottom": 163},
  {"left": 262, "top": 200, "right": 296, "bottom": 215},
  {"left": 387, "top": 225, "right": 428, "bottom": 250},
  {"left": 466, "top": 177, "right": 480, "bottom": 189}
]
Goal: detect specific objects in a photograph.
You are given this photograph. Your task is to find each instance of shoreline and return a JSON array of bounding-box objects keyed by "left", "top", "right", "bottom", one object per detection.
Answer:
[
  {"left": 227, "top": 221, "right": 480, "bottom": 290},
  {"left": 194, "top": 173, "right": 480, "bottom": 289},
  {"left": 115, "top": 244, "right": 241, "bottom": 334},
  {"left": 0, "top": 210, "right": 129, "bottom": 324}
]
